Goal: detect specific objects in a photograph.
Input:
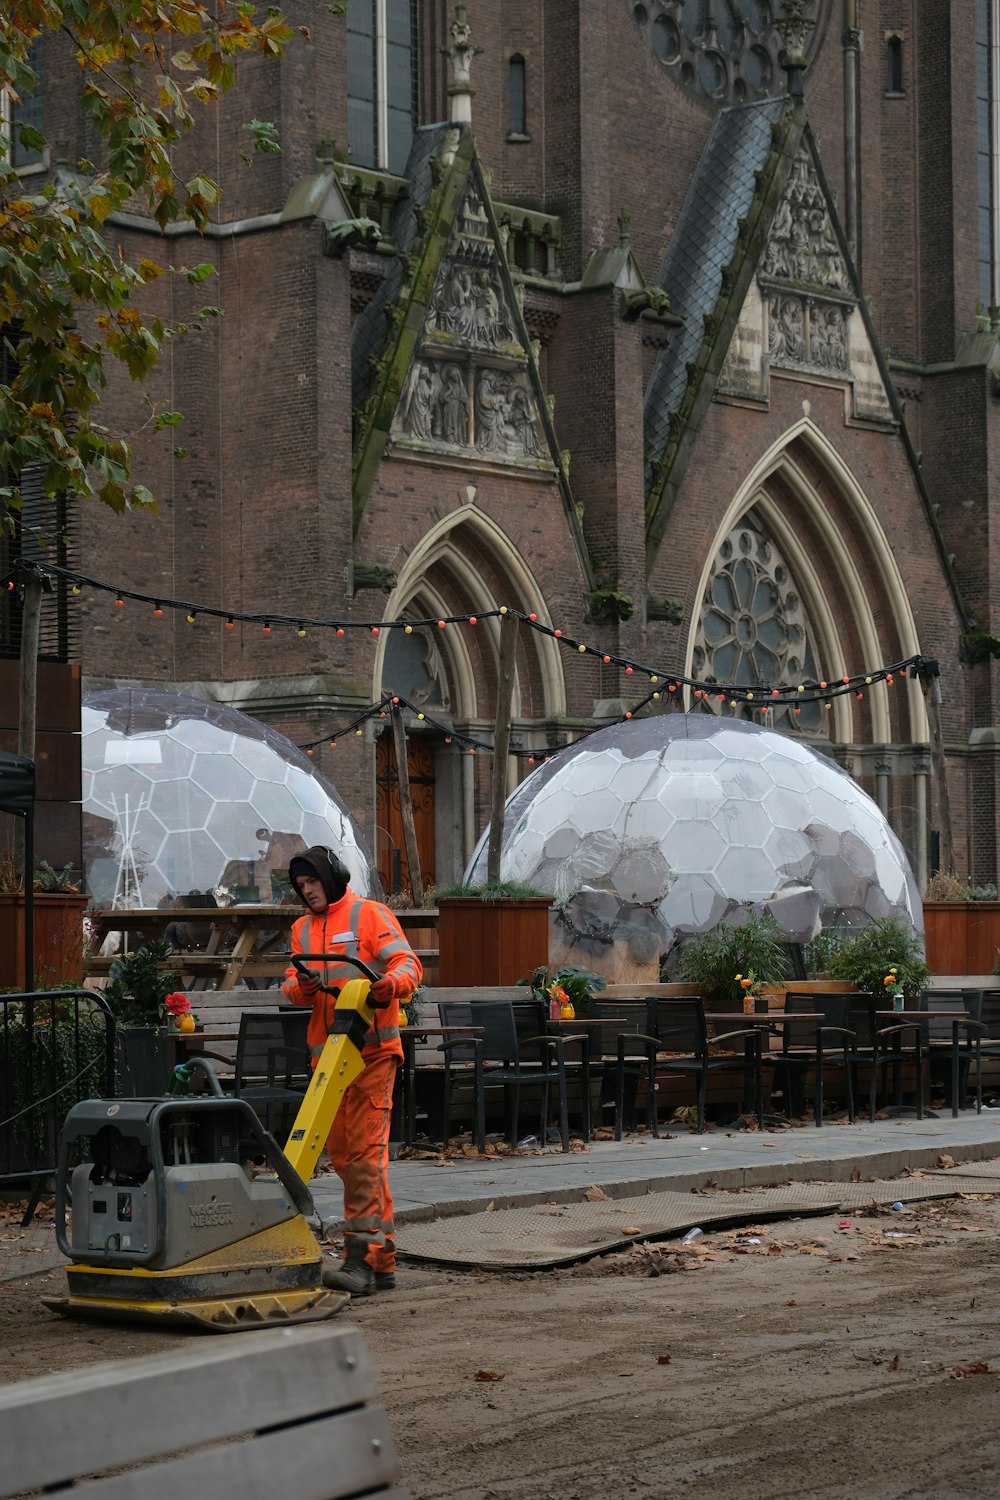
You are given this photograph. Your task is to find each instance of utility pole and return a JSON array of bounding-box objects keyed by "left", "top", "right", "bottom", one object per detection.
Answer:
[
  {"left": 916, "top": 657, "right": 953, "bottom": 875},
  {"left": 487, "top": 610, "right": 518, "bottom": 883}
]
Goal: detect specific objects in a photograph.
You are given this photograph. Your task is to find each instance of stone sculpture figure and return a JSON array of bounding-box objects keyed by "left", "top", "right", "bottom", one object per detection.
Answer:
[
  {"left": 437, "top": 364, "right": 469, "bottom": 445},
  {"left": 402, "top": 362, "right": 435, "bottom": 440},
  {"left": 471, "top": 269, "right": 507, "bottom": 346},
  {"left": 475, "top": 368, "right": 509, "bottom": 452},
  {"left": 507, "top": 382, "right": 539, "bottom": 457}
]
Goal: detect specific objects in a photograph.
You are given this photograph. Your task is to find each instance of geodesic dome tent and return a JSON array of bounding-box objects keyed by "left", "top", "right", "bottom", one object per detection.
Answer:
[
  {"left": 466, "top": 714, "right": 923, "bottom": 972},
  {"left": 82, "top": 688, "right": 378, "bottom": 908}
]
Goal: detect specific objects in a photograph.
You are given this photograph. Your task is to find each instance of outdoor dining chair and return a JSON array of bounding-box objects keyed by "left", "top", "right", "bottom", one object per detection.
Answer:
[
  {"left": 771, "top": 991, "right": 857, "bottom": 1126},
  {"left": 560, "top": 1000, "right": 657, "bottom": 1140},
  {"left": 226, "top": 1009, "right": 311, "bottom": 1138},
  {"left": 918, "top": 988, "right": 985, "bottom": 1114},
  {"left": 438, "top": 1000, "right": 573, "bottom": 1152},
  {"left": 969, "top": 990, "right": 1000, "bottom": 1112},
  {"left": 850, "top": 991, "right": 928, "bottom": 1119},
  {"left": 642, "top": 996, "right": 764, "bottom": 1133}
]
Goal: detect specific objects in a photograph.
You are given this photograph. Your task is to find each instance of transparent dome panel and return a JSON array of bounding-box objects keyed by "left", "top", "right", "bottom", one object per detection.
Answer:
[
  {"left": 83, "top": 688, "right": 378, "bottom": 905},
  {"left": 192, "top": 757, "right": 255, "bottom": 803},
  {"left": 467, "top": 712, "right": 922, "bottom": 968}
]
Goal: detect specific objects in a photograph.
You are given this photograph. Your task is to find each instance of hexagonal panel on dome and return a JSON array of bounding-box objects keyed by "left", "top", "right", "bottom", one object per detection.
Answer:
[
  {"left": 82, "top": 688, "right": 378, "bottom": 907},
  {"left": 148, "top": 780, "right": 214, "bottom": 832},
  {"left": 466, "top": 712, "right": 922, "bottom": 971},
  {"left": 192, "top": 757, "right": 255, "bottom": 803},
  {"left": 611, "top": 845, "right": 672, "bottom": 904}
]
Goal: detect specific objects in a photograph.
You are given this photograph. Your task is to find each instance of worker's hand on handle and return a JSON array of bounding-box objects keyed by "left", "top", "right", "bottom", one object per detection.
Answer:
[
  {"left": 369, "top": 974, "right": 397, "bottom": 1009},
  {"left": 298, "top": 968, "right": 321, "bottom": 994}
]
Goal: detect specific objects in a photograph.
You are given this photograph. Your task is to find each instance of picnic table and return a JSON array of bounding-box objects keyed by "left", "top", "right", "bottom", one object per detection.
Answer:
[{"left": 85, "top": 904, "right": 304, "bottom": 990}]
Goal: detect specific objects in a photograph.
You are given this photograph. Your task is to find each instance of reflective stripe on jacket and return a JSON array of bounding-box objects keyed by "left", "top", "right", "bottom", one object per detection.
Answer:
[{"left": 281, "top": 888, "right": 422, "bottom": 1061}]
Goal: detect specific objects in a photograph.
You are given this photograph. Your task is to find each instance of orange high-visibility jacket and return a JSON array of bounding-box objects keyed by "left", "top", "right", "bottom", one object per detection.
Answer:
[{"left": 282, "top": 887, "right": 422, "bottom": 1062}]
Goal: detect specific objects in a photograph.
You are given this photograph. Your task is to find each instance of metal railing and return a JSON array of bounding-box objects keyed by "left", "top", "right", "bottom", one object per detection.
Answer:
[{"left": 0, "top": 990, "right": 116, "bottom": 1208}]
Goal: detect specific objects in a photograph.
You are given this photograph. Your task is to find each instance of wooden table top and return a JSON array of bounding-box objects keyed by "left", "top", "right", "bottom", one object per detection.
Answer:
[{"left": 93, "top": 905, "right": 304, "bottom": 926}]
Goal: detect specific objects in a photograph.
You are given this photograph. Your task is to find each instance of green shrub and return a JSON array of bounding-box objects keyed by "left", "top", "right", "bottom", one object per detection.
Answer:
[
  {"left": 517, "top": 964, "right": 607, "bottom": 1016},
  {"left": 825, "top": 917, "right": 930, "bottom": 1001},
  {"left": 670, "top": 906, "right": 791, "bottom": 1005},
  {"left": 2, "top": 1006, "right": 111, "bottom": 1157},
  {"left": 431, "top": 880, "right": 552, "bottom": 902},
  {"left": 104, "top": 941, "right": 181, "bottom": 1026}
]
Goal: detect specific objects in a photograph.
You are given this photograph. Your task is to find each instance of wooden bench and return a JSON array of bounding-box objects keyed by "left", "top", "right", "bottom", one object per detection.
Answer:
[{"left": 0, "top": 1323, "right": 408, "bottom": 1500}]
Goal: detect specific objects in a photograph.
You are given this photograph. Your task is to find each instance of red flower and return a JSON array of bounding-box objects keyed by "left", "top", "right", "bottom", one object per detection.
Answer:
[{"left": 164, "top": 992, "right": 192, "bottom": 1016}]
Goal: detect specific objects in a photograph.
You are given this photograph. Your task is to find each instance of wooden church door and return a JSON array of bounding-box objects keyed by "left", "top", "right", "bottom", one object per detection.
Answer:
[{"left": 375, "top": 732, "right": 436, "bottom": 896}]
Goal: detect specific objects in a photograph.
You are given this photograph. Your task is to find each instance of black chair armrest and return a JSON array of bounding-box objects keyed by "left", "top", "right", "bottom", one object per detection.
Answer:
[{"left": 712, "top": 1026, "right": 765, "bottom": 1044}]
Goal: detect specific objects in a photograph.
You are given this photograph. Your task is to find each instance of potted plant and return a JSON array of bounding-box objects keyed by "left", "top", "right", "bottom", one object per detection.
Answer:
[
  {"left": 823, "top": 916, "right": 931, "bottom": 1003},
  {"left": 0, "top": 850, "right": 90, "bottom": 990},
  {"left": 517, "top": 963, "right": 608, "bottom": 1018},
  {"left": 922, "top": 871, "right": 1000, "bottom": 974},
  {"left": 434, "top": 880, "right": 554, "bottom": 986},
  {"left": 669, "top": 906, "right": 791, "bottom": 1010},
  {"left": 103, "top": 940, "right": 183, "bottom": 1096}
]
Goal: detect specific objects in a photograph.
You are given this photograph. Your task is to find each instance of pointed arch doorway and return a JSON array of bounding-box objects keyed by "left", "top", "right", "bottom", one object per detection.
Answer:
[{"left": 374, "top": 730, "right": 435, "bottom": 897}]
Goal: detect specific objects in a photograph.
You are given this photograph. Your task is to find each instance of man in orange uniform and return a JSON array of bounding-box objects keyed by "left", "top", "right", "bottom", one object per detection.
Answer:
[{"left": 282, "top": 846, "right": 422, "bottom": 1296}]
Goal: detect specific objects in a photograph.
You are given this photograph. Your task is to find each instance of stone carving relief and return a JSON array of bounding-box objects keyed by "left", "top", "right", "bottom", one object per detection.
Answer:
[
  {"left": 397, "top": 359, "right": 543, "bottom": 459},
  {"left": 760, "top": 148, "right": 849, "bottom": 292},
  {"left": 426, "top": 261, "right": 515, "bottom": 349},
  {"left": 717, "top": 143, "right": 893, "bottom": 424},
  {"left": 765, "top": 293, "right": 848, "bottom": 375},
  {"left": 390, "top": 176, "right": 553, "bottom": 465}
]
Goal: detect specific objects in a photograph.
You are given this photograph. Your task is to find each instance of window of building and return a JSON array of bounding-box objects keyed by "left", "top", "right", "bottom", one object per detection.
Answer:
[
  {"left": 692, "top": 516, "right": 825, "bottom": 735},
  {"left": 885, "top": 34, "right": 904, "bottom": 96},
  {"left": 1, "top": 37, "right": 44, "bottom": 172},
  {"left": 508, "top": 55, "right": 527, "bottom": 139},
  {"left": 977, "top": 0, "right": 999, "bottom": 311},
  {"left": 347, "top": 0, "right": 418, "bottom": 175},
  {"left": 631, "top": 0, "right": 828, "bottom": 108}
]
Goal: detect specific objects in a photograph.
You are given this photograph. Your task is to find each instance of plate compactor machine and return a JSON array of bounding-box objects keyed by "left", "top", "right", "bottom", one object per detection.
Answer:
[{"left": 49, "top": 952, "right": 384, "bottom": 1332}]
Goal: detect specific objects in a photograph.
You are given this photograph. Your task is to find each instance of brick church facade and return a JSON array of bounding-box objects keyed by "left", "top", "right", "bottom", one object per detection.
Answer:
[{"left": 10, "top": 1, "right": 1000, "bottom": 897}]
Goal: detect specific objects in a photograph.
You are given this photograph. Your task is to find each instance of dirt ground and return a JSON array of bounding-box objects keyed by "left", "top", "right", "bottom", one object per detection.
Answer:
[{"left": 4, "top": 1192, "right": 1000, "bottom": 1499}]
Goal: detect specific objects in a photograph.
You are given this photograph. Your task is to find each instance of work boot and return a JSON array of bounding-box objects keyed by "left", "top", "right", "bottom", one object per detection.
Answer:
[
  {"left": 322, "top": 1250, "right": 375, "bottom": 1297},
  {"left": 374, "top": 1271, "right": 396, "bottom": 1292}
]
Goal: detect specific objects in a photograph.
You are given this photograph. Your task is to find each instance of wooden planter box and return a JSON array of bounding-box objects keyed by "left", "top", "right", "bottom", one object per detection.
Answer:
[
  {"left": 436, "top": 897, "right": 552, "bottom": 986},
  {"left": 922, "top": 902, "right": 1000, "bottom": 975},
  {"left": 396, "top": 906, "right": 439, "bottom": 988},
  {"left": 0, "top": 893, "right": 90, "bottom": 990}
]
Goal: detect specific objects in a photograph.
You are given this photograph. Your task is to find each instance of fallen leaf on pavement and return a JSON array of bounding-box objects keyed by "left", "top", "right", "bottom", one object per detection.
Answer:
[
  {"left": 952, "top": 1361, "right": 990, "bottom": 1379},
  {"left": 887, "top": 1354, "right": 900, "bottom": 1371},
  {"left": 474, "top": 1370, "right": 505, "bottom": 1382},
  {"left": 656, "top": 1354, "right": 671, "bottom": 1365},
  {"left": 583, "top": 1185, "right": 609, "bottom": 1202},
  {"left": 938, "top": 1154, "right": 955, "bottom": 1169}
]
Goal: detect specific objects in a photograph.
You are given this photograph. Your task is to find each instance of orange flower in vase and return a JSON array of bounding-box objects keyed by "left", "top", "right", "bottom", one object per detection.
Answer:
[{"left": 164, "top": 991, "right": 199, "bottom": 1032}]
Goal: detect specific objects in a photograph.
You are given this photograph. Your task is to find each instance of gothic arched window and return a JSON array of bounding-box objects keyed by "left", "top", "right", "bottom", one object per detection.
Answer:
[{"left": 692, "top": 516, "right": 825, "bottom": 733}]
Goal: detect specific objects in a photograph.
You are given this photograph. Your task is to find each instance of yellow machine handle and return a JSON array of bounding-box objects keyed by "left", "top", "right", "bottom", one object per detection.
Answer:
[{"left": 281, "top": 976, "right": 377, "bottom": 1182}]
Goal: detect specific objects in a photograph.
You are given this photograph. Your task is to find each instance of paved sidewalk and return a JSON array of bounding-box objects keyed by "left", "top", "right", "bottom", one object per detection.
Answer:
[
  {"left": 311, "top": 1110, "right": 1000, "bottom": 1229},
  {"left": 8, "top": 1112, "right": 1000, "bottom": 1279}
]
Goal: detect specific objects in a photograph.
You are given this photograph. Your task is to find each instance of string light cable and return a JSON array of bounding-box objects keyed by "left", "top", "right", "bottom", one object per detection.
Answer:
[{"left": 18, "top": 558, "right": 933, "bottom": 714}]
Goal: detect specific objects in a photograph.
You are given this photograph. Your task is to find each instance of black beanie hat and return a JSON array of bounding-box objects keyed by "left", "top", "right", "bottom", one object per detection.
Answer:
[{"left": 289, "top": 846, "right": 351, "bottom": 904}]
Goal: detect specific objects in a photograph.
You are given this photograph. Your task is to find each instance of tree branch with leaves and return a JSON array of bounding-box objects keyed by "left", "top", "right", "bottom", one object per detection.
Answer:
[{"left": 0, "top": 0, "right": 298, "bottom": 523}]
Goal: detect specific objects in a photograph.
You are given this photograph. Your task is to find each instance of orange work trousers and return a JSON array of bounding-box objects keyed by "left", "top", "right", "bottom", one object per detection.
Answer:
[{"left": 326, "top": 1051, "right": 398, "bottom": 1274}]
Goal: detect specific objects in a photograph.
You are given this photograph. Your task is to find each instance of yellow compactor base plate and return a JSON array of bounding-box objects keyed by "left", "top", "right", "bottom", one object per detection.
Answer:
[
  {"left": 45, "top": 1216, "right": 349, "bottom": 1332},
  {"left": 45, "top": 1284, "right": 349, "bottom": 1332}
]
